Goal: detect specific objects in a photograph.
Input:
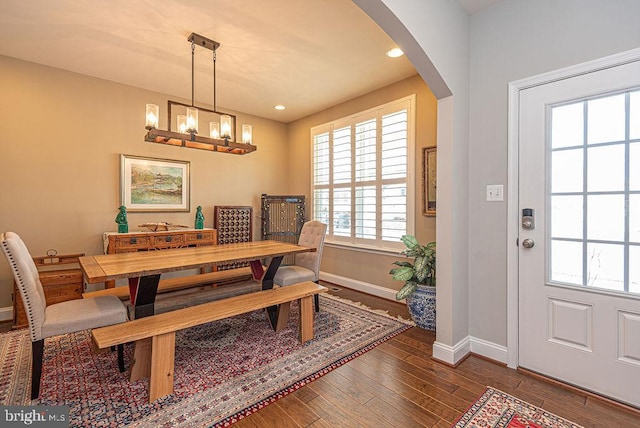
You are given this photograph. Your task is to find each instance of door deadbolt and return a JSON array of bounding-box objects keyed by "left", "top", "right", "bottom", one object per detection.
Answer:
[
  {"left": 522, "top": 208, "right": 535, "bottom": 230},
  {"left": 522, "top": 238, "right": 535, "bottom": 248}
]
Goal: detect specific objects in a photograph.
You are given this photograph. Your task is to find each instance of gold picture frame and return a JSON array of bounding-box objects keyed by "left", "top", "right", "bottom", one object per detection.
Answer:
[
  {"left": 120, "top": 154, "right": 190, "bottom": 212},
  {"left": 422, "top": 147, "right": 436, "bottom": 216}
]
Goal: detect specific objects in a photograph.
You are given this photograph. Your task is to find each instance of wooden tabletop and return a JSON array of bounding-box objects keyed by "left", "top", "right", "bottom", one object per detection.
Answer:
[{"left": 79, "top": 240, "right": 314, "bottom": 284}]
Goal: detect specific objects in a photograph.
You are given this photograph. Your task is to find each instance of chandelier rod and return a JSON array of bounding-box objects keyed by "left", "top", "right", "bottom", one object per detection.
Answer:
[
  {"left": 191, "top": 41, "right": 195, "bottom": 107},
  {"left": 213, "top": 48, "right": 217, "bottom": 111}
]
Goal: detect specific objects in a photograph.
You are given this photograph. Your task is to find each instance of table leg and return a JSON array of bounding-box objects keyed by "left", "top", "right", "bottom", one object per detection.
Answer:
[
  {"left": 261, "top": 256, "right": 283, "bottom": 290},
  {"left": 128, "top": 274, "right": 161, "bottom": 319},
  {"left": 252, "top": 256, "right": 285, "bottom": 329}
]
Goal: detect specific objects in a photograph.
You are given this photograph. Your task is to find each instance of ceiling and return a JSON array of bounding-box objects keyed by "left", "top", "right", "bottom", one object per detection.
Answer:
[{"left": 0, "top": 0, "right": 501, "bottom": 123}]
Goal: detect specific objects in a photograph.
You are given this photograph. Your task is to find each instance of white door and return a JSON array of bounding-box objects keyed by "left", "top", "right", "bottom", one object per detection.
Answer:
[{"left": 518, "top": 58, "right": 640, "bottom": 408}]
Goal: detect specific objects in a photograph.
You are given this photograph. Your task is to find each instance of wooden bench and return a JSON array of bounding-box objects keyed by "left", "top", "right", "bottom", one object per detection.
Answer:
[
  {"left": 91, "top": 281, "right": 327, "bottom": 402},
  {"left": 82, "top": 267, "right": 253, "bottom": 300}
]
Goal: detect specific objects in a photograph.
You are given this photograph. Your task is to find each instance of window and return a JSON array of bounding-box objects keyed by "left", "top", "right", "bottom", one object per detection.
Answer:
[
  {"left": 549, "top": 89, "right": 640, "bottom": 294},
  {"left": 311, "top": 95, "right": 415, "bottom": 250}
]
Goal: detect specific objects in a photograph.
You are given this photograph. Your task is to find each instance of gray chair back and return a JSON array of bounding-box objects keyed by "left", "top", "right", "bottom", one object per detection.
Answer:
[
  {"left": 1, "top": 232, "right": 47, "bottom": 342},
  {"left": 295, "top": 221, "right": 327, "bottom": 280}
]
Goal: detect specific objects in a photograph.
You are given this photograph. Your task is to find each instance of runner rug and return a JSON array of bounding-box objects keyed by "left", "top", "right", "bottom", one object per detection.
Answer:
[
  {"left": 453, "top": 387, "right": 584, "bottom": 428},
  {"left": 0, "top": 294, "right": 411, "bottom": 427}
]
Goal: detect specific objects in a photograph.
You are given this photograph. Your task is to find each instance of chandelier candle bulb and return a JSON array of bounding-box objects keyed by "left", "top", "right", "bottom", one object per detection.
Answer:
[
  {"left": 177, "top": 115, "right": 187, "bottom": 134},
  {"left": 220, "top": 115, "right": 232, "bottom": 139},
  {"left": 209, "top": 122, "right": 220, "bottom": 139},
  {"left": 242, "top": 124, "right": 252, "bottom": 144},
  {"left": 186, "top": 107, "right": 198, "bottom": 133},
  {"left": 145, "top": 104, "right": 159, "bottom": 129}
]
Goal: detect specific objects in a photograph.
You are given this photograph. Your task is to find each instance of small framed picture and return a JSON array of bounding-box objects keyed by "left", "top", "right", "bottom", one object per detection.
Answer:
[
  {"left": 422, "top": 146, "right": 436, "bottom": 216},
  {"left": 120, "top": 154, "right": 190, "bottom": 212}
]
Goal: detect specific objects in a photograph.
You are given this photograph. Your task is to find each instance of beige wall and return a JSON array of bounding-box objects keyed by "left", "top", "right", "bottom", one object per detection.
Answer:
[
  {"left": 286, "top": 74, "right": 437, "bottom": 291},
  {"left": 0, "top": 55, "right": 288, "bottom": 308},
  {"left": 0, "top": 56, "right": 436, "bottom": 311}
]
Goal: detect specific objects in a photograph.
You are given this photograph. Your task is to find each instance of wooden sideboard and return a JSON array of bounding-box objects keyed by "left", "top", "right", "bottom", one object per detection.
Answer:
[
  {"left": 13, "top": 253, "right": 84, "bottom": 328},
  {"left": 103, "top": 228, "right": 217, "bottom": 288}
]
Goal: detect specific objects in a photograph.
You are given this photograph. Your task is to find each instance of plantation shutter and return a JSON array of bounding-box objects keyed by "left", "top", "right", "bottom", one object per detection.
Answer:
[{"left": 311, "top": 95, "right": 415, "bottom": 251}]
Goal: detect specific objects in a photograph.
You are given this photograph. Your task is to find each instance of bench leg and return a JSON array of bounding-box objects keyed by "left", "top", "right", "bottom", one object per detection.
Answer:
[
  {"left": 130, "top": 338, "right": 152, "bottom": 382},
  {"left": 299, "top": 295, "right": 315, "bottom": 343},
  {"left": 149, "top": 332, "right": 176, "bottom": 403},
  {"left": 274, "top": 302, "right": 291, "bottom": 331}
]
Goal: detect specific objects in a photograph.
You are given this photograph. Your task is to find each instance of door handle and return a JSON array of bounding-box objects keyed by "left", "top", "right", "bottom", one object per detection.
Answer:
[{"left": 522, "top": 238, "right": 535, "bottom": 248}]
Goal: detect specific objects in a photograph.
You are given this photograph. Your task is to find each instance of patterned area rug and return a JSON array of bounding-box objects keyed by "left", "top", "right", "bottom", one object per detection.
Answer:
[
  {"left": 454, "top": 387, "right": 584, "bottom": 428},
  {"left": 0, "top": 294, "right": 411, "bottom": 427}
]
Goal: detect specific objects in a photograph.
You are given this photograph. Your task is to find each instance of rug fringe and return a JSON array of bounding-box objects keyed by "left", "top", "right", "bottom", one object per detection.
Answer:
[{"left": 321, "top": 293, "right": 415, "bottom": 326}]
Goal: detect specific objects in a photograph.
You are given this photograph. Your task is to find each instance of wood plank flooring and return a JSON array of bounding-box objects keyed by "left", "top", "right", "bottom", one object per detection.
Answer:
[
  {"left": 235, "top": 284, "right": 640, "bottom": 428},
  {"left": 1, "top": 283, "right": 638, "bottom": 427}
]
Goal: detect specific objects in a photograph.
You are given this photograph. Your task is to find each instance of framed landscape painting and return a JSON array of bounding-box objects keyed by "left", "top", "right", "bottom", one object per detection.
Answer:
[
  {"left": 120, "top": 154, "right": 190, "bottom": 212},
  {"left": 422, "top": 146, "right": 436, "bottom": 216}
]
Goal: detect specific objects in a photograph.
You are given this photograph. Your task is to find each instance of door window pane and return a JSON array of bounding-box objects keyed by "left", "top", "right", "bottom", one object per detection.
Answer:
[
  {"left": 587, "top": 243, "right": 624, "bottom": 292},
  {"left": 587, "top": 195, "right": 625, "bottom": 242},
  {"left": 552, "top": 103, "right": 584, "bottom": 148},
  {"left": 587, "top": 144, "right": 625, "bottom": 192},
  {"left": 631, "top": 91, "right": 640, "bottom": 140},
  {"left": 630, "top": 246, "right": 640, "bottom": 294},
  {"left": 551, "top": 149, "right": 583, "bottom": 193},
  {"left": 630, "top": 195, "right": 640, "bottom": 243},
  {"left": 551, "top": 195, "right": 583, "bottom": 239},
  {"left": 631, "top": 143, "right": 640, "bottom": 191},
  {"left": 587, "top": 94, "right": 625, "bottom": 144},
  {"left": 550, "top": 240, "right": 583, "bottom": 285}
]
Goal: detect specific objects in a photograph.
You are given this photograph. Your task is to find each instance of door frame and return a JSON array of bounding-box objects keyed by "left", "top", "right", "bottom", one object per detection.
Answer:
[{"left": 506, "top": 47, "right": 640, "bottom": 369}]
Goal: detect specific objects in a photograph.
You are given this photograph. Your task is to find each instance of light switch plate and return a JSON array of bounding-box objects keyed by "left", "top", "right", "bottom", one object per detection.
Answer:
[{"left": 486, "top": 184, "right": 504, "bottom": 202}]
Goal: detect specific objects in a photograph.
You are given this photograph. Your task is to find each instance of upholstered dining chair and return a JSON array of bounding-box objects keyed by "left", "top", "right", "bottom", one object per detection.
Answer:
[
  {"left": 273, "top": 220, "right": 327, "bottom": 311},
  {"left": 1, "top": 232, "right": 128, "bottom": 400}
]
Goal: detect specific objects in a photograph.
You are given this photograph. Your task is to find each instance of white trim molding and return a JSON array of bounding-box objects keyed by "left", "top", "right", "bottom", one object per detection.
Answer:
[
  {"left": 319, "top": 272, "right": 399, "bottom": 301},
  {"left": 434, "top": 336, "right": 507, "bottom": 365},
  {"left": 0, "top": 306, "right": 13, "bottom": 322},
  {"left": 470, "top": 337, "right": 508, "bottom": 364},
  {"left": 433, "top": 336, "right": 471, "bottom": 365}
]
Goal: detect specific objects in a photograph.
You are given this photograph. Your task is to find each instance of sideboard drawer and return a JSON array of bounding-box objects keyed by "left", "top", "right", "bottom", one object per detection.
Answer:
[
  {"left": 151, "top": 234, "right": 185, "bottom": 246},
  {"left": 185, "top": 231, "right": 214, "bottom": 242},
  {"left": 113, "top": 236, "right": 152, "bottom": 250}
]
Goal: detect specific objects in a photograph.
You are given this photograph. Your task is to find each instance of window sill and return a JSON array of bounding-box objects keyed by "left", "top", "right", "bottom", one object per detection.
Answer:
[{"left": 324, "top": 240, "right": 403, "bottom": 257}]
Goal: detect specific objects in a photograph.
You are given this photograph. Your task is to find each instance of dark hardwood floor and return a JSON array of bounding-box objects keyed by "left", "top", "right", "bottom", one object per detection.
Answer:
[
  {"left": 1, "top": 284, "right": 638, "bottom": 427},
  {"left": 234, "top": 284, "right": 640, "bottom": 428}
]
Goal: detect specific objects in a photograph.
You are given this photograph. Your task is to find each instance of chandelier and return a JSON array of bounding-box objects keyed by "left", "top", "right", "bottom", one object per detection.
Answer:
[{"left": 144, "top": 33, "right": 256, "bottom": 155}]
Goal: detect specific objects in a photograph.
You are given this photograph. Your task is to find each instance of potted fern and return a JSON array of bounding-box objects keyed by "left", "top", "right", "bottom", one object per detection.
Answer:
[{"left": 390, "top": 235, "right": 436, "bottom": 330}]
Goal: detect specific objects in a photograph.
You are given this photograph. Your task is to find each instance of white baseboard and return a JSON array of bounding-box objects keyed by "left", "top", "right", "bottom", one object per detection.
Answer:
[
  {"left": 319, "top": 271, "right": 398, "bottom": 301},
  {"left": 319, "top": 273, "right": 508, "bottom": 366},
  {"left": 0, "top": 306, "right": 13, "bottom": 322},
  {"left": 470, "top": 337, "right": 508, "bottom": 364},
  {"left": 433, "top": 335, "right": 508, "bottom": 365},
  {"left": 433, "top": 336, "right": 471, "bottom": 365}
]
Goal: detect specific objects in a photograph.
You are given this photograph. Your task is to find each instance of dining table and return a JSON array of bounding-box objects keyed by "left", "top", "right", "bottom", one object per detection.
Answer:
[{"left": 78, "top": 240, "right": 315, "bottom": 327}]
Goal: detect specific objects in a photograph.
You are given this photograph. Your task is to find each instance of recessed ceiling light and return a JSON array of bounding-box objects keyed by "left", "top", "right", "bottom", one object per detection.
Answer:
[
  {"left": 386, "top": 47, "right": 404, "bottom": 58},
  {"left": 274, "top": 105, "right": 286, "bottom": 110}
]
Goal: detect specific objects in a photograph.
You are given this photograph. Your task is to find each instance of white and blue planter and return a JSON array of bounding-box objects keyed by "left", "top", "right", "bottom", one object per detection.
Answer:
[{"left": 406, "top": 284, "right": 436, "bottom": 330}]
